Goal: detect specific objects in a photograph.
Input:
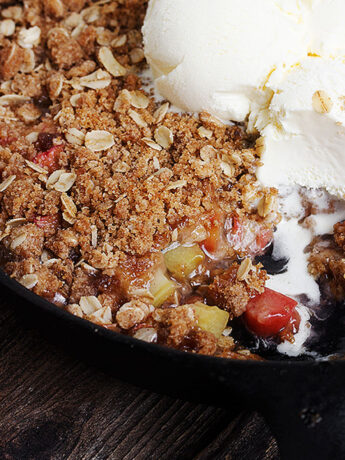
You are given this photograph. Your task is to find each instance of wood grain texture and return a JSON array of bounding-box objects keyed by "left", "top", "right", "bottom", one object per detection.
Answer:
[{"left": 0, "top": 291, "right": 279, "bottom": 460}]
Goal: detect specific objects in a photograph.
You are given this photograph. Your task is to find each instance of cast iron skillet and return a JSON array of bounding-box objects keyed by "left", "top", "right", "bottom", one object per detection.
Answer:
[{"left": 1, "top": 268, "right": 345, "bottom": 460}]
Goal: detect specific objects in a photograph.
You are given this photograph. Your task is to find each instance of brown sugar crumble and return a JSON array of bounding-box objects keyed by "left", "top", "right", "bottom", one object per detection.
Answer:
[
  {"left": 0, "top": 0, "right": 286, "bottom": 359},
  {"left": 308, "top": 222, "right": 345, "bottom": 302}
]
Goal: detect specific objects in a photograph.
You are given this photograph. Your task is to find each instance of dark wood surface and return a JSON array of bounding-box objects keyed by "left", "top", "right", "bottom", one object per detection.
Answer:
[{"left": 0, "top": 290, "right": 279, "bottom": 460}]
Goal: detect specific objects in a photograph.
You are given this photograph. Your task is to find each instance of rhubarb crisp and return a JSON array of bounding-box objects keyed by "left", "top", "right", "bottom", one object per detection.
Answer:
[{"left": 0, "top": 0, "right": 343, "bottom": 360}]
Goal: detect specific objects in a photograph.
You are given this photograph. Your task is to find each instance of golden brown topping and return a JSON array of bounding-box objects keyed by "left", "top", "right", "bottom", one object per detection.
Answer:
[
  {"left": 116, "top": 300, "right": 153, "bottom": 330},
  {"left": 0, "top": 0, "right": 278, "bottom": 360}
]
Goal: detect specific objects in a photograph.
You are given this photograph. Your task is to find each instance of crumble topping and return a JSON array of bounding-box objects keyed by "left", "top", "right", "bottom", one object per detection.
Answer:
[{"left": 0, "top": 0, "right": 286, "bottom": 359}]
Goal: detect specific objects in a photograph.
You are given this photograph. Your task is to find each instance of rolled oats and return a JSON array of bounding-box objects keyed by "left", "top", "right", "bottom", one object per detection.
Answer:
[
  {"left": 66, "top": 304, "right": 83, "bottom": 318},
  {"left": 153, "top": 157, "right": 160, "bottom": 170},
  {"left": 10, "top": 233, "right": 26, "bottom": 250},
  {"left": 64, "top": 13, "right": 84, "bottom": 29},
  {"left": 2, "top": 6, "right": 22, "bottom": 21},
  {"left": 63, "top": 212, "right": 76, "bottom": 225},
  {"left": 25, "top": 132, "right": 39, "bottom": 143},
  {"left": 171, "top": 228, "right": 178, "bottom": 242},
  {"left": 222, "top": 327, "right": 233, "bottom": 337},
  {"left": 237, "top": 258, "right": 253, "bottom": 281},
  {"left": 81, "top": 262, "right": 97, "bottom": 273},
  {"left": 237, "top": 349, "right": 252, "bottom": 356},
  {"left": 242, "top": 150, "right": 255, "bottom": 163},
  {"left": 46, "top": 169, "right": 62, "bottom": 188},
  {"left": 25, "top": 160, "right": 48, "bottom": 174},
  {"left": 220, "top": 161, "right": 235, "bottom": 178},
  {"left": 85, "top": 130, "right": 115, "bottom": 151},
  {"left": 21, "top": 49, "right": 36, "bottom": 73},
  {"left": 114, "top": 193, "right": 127, "bottom": 203},
  {"left": 199, "top": 111, "right": 225, "bottom": 127},
  {"left": 231, "top": 151, "right": 243, "bottom": 165},
  {"left": 6, "top": 218, "right": 26, "bottom": 228},
  {"left": 81, "top": 6, "right": 100, "bottom": 23},
  {"left": 47, "top": 26, "right": 69, "bottom": 39},
  {"left": 48, "top": 73, "right": 64, "bottom": 99},
  {"left": 71, "top": 23, "right": 84, "bottom": 39},
  {"left": 142, "top": 137, "right": 162, "bottom": 151},
  {"left": 133, "top": 327, "right": 157, "bottom": 343},
  {"left": 0, "top": 19, "right": 15, "bottom": 37},
  {"left": 111, "top": 34, "right": 127, "bottom": 47},
  {"left": 116, "top": 300, "right": 152, "bottom": 330},
  {"left": 128, "top": 288, "right": 155, "bottom": 300},
  {"left": 40, "top": 250, "right": 50, "bottom": 263},
  {"left": 43, "top": 259, "right": 59, "bottom": 267},
  {"left": 47, "top": 170, "right": 76, "bottom": 192},
  {"left": 128, "top": 109, "right": 147, "bottom": 128},
  {"left": 79, "top": 69, "right": 112, "bottom": 90},
  {"left": 200, "top": 145, "right": 216, "bottom": 162},
  {"left": 154, "top": 102, "right": 169, "bottom": 124},
  {"left": 46, "top": 170, "right": 64, "bottom": 188},
  {"left": 130, "top": 47, "right": 145, "bottom": 64},
  {"left": 166, "top": 179, "right": 187, "bottom": 191},
  {"left": 54, "top": 173, "right": 77, "bottom": 192},
  {"left": 312, "top": 90, "right": 333, "bottom": 114},
  {"left": 70, "top": 94, "right": 82, "bottom": 107},
  {"left": 198, "top": 126, "right": 213, "bottom": 139},
  {"left": 88, "top": 306, "right": 112, "bottom": 324},
  {"left": 154, "top": 126, "right": 174, "bottom": 149},
  {"left": 0, "top": 95, "right": 30, "bottom": 106},
  {"left": 258, "top": 194, "right": 277, "bottom": 218},
  {"left": 19, "top": 274, "right": 38, "bottom": 289},
  {"left": 45, "top": 59, "right": 53, "bottom": 71},
  {"left": 0, "top": 81, "right": 11, "bottom": 92},
  {"left": 96, "top": 27, "right": 112, "bottom": 46},
  {"left": 61, "top": 193, "right": 77, "bottom": 218},
  {"left": 91, "top": 225, "right": 97, "bottom": 247},
  {"left": 65, "top": 127, "right": 85, "bottom": 145},
  {"left": 113, "top": 89, "right": 131, "bottom": 112},
  {"left": 98, "top": 47, "right": 127, "bottom": 77},
  {"left": 18, "top": 26, "right": 41, "bottom": 49},
  {"left": 128, "top": 91, "right": 149, "bottom": 109},
  {"left": 0, "top": 175, "right": 16, "bottom": 192},
  {"left": 79, "top": 295, "right": 102, "bottom": 315}
]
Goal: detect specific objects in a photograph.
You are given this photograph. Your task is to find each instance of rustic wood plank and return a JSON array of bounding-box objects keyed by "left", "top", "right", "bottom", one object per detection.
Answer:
[
  {"left": 0, "top": 291, "right": 279, "bottom": 460},
  {"left": 195, "top": 412, "right": 278, "bottom": 460}
]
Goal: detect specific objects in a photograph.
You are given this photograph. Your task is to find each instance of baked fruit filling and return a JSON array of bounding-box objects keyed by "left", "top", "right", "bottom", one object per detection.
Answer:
[{"left": 0, "top": 0, "right": 344, "bottom": 360}]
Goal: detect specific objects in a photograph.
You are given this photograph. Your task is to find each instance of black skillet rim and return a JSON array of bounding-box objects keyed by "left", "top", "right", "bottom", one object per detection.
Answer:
[{"left": 1, "top": 268, "right": 344, "bottom": 369}]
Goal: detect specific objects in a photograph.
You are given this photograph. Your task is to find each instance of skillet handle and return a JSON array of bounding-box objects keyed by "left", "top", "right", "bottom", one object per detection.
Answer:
[{"left": 260, "top": 386, "right": 345, "bottom": 460}]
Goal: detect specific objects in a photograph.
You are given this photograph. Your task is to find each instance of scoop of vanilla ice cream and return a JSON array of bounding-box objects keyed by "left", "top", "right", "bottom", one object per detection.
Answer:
[
  {"left": 257, "top": 58, "right": 345, "bottom": 197},
  {"left": 309, "top": 0, "right": 345, "bottom": 57},
  {"left": 143, "top": 0, "right": 309, "bottom": 122}
]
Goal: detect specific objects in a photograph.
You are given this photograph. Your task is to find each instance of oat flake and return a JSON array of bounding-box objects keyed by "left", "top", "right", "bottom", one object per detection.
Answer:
[
  {"left": 19, "top": 274, "right": 38, "bottom": 289},
  {"left": 85, "top": 130, "right": 115, "bottom": 152}
]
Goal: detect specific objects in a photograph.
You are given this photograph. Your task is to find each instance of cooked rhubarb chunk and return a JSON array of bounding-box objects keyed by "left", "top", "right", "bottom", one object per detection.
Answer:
[
  {"left": 244, "top": 288, "right": 298, "bottom": 337},
  {"left": 192, "top": 302, "right": 229, "bottom": 338},
  {"left": 33, "top": 145, "right": 63, "bottom": 172},
  {"left": 150, "top": 270, "right": 176, "bottom": 307},
  {"left": 164, "top": 244, "right": 205, "bottom": 280}
]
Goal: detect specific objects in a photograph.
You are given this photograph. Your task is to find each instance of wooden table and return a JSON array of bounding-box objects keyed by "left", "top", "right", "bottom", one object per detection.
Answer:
[{"left": 0, "top": 289, "right": 279, "bottom": 460}]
